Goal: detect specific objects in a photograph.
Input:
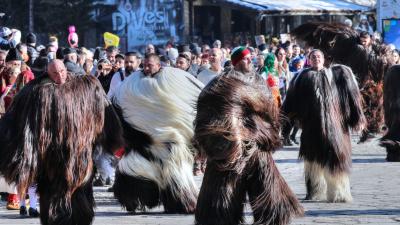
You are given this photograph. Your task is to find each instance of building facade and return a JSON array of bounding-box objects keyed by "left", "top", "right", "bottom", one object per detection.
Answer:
[{"left": 89, "top": 0, "right": 374, "bottom": 51}]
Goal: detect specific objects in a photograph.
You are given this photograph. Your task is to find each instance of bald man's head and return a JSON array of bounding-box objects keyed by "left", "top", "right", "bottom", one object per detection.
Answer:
[
  {"left": 209, "top": 48, "right": 223, "bottom": 68},
  {"left": 47, "top": 59, "right": 67, "bottom": 84}
]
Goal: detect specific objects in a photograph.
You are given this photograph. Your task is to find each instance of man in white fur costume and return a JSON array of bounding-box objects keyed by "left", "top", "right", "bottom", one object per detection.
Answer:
[
  {"left": 282, "top": 49, "right": 365, "bottom": 202},
  {"left": 112, "top": 53, "right": 203, "bottom": 213}
]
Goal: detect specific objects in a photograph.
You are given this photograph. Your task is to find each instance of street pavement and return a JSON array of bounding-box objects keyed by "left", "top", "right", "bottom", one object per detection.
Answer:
[{"left": 1, "top": 135, "right": 400, "bottom": 225}]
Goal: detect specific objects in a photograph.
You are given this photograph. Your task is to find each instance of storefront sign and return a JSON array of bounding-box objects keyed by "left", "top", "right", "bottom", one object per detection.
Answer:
[{"left": 110, "top": 0, "right": 184, "bottom": 51}]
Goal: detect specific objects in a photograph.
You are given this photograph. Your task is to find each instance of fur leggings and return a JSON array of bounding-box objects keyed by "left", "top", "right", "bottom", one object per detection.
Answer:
[
  {"left": 37, "top": 178, "right": 94, "bottom": 225},
  {"left": 304, "top": 160, "right": 352, "bottom": 203},
  {"left": 195, "top": 152, "right": 303, "bottom": 225}
]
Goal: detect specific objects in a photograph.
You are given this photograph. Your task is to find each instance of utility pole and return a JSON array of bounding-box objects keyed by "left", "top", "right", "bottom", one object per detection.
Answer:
[
  {"left": 189, "top": 0, "right": 194, "bottom": 37},
  {"left": 28, "top": 0, "right": 34, "bottom": 32}
]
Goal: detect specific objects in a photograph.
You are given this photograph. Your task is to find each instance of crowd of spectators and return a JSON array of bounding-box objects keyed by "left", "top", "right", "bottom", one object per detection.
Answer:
[{"left": 0, "top": 14, "right": 398, "bottom": 216}]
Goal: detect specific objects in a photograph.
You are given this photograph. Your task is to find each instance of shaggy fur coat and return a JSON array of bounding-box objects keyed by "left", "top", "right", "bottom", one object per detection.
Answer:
[
  {"left": 0, "top": 75, "right": 124, "bottom": 225},
  {"left": 381, "top": 65, "right": 400, "bottom": 161},
  {"left": 112, "top": 67, "right": 203, "bottom": 213},
  {"left": 282, "top": 65, "right": 365, "bottom": 202},
  {"left": 282, "top": 65, "right": 365, "bottom": 174},
  {"left": 193, "top": 70, "right": 303, "bottom": 225},
  {"left": 291, "top": 22, "right": 393, "bottom": 138}
]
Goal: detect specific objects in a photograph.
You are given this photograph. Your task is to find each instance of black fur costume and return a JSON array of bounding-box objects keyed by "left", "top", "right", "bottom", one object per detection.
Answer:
[
  {"left": 193, "top": 70, "right": 303, "bottom": 225},
  {"left": 381, "top": 65, "right": 400, "bottom": 161},
  {"left": 0, "top": 75, "right": 124, "bottom": 225},
  {"left": 291, "top": 22, "right": 394, "bottom": 142},
  {"left": 282, "top": 65, "right": 365, "bottom": 202}
]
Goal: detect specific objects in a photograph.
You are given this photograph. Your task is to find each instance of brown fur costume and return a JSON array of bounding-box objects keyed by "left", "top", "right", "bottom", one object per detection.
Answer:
[
  {"left": 282, "top": 65, "right": 365, "bottom": 202},
  {"left": 193, "top": 70, "right": 303, "bottom": 225},
  {"left": 0, "top": 75, "right": 123, "bottom": 225},
  {"left": 381, "top": 65, "right": 400, "bottom": 161},
  {"left": 361, "top": 80, "right": 383, "bottom": 134},
  {"left": 291, "top": 22, "right": 394, "bottom": 142}
]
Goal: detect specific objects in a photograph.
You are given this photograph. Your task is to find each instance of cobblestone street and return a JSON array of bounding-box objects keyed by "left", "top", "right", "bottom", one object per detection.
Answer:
[{"left": 1, "top": 135, "right": 400, "bottom": 225}]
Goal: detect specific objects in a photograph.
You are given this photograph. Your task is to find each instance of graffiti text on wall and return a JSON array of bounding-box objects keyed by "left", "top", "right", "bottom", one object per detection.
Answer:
[{"left": 111, "top": 0, "right": 183, "bottom": 51}]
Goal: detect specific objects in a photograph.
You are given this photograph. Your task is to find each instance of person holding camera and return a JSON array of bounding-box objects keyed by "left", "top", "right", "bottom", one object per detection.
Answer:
[
  {"left": 107, "top": 52, "right": 142, "bottom": 99},
  {"left": 96, "top": 58, "right": 113, "bottom": 93},
  {"left": 93, "top": 57, "right": 117, "bottom": 189}
]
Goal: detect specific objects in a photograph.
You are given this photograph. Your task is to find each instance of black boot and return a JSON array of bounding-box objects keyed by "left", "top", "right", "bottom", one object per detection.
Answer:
[
  {"left": 28, "top": 207, "right": 40, "bottom": 217},
  {"left": 283, "top": 138, "right": 293, "bottom": 146},
  {"left": 290, "top": 135, "right": 299, "bottom": 145},
  {"left": 19, "top": 206, "right": 27, "bottom": 216},
  {"left": 386, "top": 146, "right": 400, "bottom": 162},
  {"left": 358, "top": 130, "right": 375, "bottom": 144}
]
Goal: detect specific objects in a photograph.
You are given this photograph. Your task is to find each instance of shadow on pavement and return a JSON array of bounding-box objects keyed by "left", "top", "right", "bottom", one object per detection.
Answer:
[
  {"left": 352, "top": 158, "right": 386, "bottom": 163},
  {"left": 275, "top": 158, "right": 387, "bottom": 164},
  {"left": 95, "top": 199, "right": 119, "bottom": 206},
  {"left": 96, "top": 210, "right": 189, "bottom": 217},
  {"left": 0, "top": 214, "right": 38, "bottom": 219},
  {"left": 306, "top": 209, "right": 400, "bottom": 216},
  {"left": 278, "top": 147, "right": 300, "bottom": 152},
  {"left": 275, "top": 159, "right": 301, "bottom": 163},
  {"left": 352, "top": 154, "right": 385, "bottom": 157}
]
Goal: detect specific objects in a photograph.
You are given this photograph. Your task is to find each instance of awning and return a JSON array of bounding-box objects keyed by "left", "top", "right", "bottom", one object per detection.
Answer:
[
  {"left": 341, "top": 0, "right": 376, "bottom": 8},
  {"left": 222, "top": 0, "right": 374, "bottom": 15}
]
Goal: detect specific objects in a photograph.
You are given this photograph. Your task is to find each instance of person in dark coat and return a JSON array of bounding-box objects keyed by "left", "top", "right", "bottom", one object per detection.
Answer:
[
  {"left": 0, "top": 27, "right": 16, "bottom": 50},
  {"left": 95, "top": 58, "right": 113, "bottom": 93},
  {"left": 63, "top": 47, "right": 85, "bottom": 75},
  {"left": 25, "top": 33, "right": 38, "bottom": 67}
]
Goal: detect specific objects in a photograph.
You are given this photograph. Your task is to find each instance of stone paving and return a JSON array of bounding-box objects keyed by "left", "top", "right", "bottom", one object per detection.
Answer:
[{"left": 1, "top": 135, "right": 400, "bottom": 224}]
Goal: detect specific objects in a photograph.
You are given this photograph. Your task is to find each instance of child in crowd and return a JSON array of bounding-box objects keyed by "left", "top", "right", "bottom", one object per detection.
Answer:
[{"left": 19, "top": 184, "right": 39, "bottom": 217}]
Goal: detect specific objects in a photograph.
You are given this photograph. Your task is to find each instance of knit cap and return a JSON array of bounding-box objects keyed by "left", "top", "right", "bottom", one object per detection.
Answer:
[
  {"left": 26, "top": 33, "right": 37, "bottom": 44},
  {"left": 231, "top": 46, "right": 250, "bottom": 66}
]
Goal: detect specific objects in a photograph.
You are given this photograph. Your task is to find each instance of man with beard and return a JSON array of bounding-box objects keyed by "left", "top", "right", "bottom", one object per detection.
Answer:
[
  {"left": 93, "top": 52, "right": 142, "bottom": 188},
  {"left": 175, "top": 53, "right": 192, "bottom": 73},
  {"left": 231, "top": 46, "right": 253, "bottom": 74},
  {"left": 105, "top": 46, "right": 119, "bottom": 65},
  {"left": 359, "top": 31, "right": 372, "bottom": 49},
  {"left": 107, "top": 52, "right": 141, "bottom": 99},
  {"left": 282, "top": 50, "right": 365, "bottom": 202},
  {"left": 113, "top": 53, "right": 203, "bottom": 214}
]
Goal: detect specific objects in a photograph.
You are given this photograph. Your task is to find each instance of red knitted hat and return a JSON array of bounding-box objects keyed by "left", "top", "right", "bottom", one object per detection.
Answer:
[{"left": 231, "top": 46, "right": 250, "bottom": 66}]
